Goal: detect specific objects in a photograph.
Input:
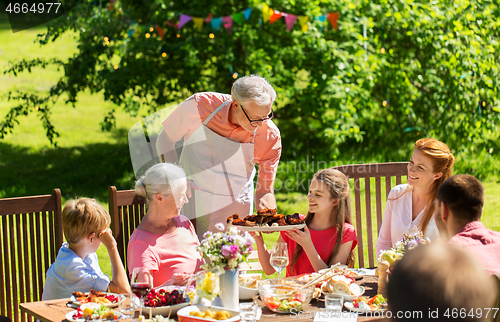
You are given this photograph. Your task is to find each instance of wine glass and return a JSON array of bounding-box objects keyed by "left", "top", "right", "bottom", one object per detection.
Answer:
[
  {"left": 270, "top": 242, "right": 289, "bottom": 279},
  {"left": 130, "top": 267, "right": 153, "bottom": 316}
]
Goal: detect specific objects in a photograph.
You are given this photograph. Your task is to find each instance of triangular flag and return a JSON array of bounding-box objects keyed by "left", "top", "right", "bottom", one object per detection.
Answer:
[
  {"left": 192, "top": 17, "right": 204, "bottom": 31},
  {"left": 211, "top": 17, "right": 222, "bottom": 30},
  {"left": 243, "top": 8, "right": 252, "bottom": 20},
  {"left": 284, "top": 13, "right": 297, "bottom": 32},
  {"left": 262, "top": 4, "right": 272, "bottom": 23},
  {"left": 155, "top": 25, "right": 165, "bottom": 40},
  {"left": 233, "top": 12, "right": 245, "bottom": 25},
  {"left": 316, "top": 15, "right": 326, "bottom": 23},
  {"left": 222, "top": 16, "right": 233, "bottom": 33},
  {"left": 326, "top": 12, "right": 339, "bottom": 30},
  {"left": 204, "top": 13, "right": 213, "bottom": 23},
  {"left": 298, "top": 16, "right": 309, "bottom": 32},
  {"left": 269, "top": 10, "right": 283, "bottom": 24},
  {"left": 178, "top": 14, "right": 192, "bottom": 29}
]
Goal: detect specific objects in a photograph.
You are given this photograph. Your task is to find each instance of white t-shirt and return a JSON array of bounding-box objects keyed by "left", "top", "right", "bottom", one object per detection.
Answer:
[{"left": 375, "top": 184, "right": 439, "bottom": 257}]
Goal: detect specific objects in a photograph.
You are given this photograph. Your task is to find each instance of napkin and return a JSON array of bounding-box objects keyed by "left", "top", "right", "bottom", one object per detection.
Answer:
[{"left": 314, "top": 311, "right": 358, "bottom": 322}]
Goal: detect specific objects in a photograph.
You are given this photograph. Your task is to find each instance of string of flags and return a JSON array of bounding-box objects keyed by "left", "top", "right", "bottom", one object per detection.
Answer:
[{"left": 112, "top": 4, "right": 340, "bottom": 40}]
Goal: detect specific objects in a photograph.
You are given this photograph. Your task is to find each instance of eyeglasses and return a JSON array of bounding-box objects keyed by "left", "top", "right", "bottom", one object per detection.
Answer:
[{"left": 239, "top": 104, "right": 274, "bottom": 126}]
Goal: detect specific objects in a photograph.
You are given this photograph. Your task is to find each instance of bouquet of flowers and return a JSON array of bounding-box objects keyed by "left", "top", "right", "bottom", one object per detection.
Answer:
[
  {"left": 378, "top": 226, "right": 430, "bottom": 263},
  {"left": 198, "top": 223, "right": 255, "bottom": 274}
]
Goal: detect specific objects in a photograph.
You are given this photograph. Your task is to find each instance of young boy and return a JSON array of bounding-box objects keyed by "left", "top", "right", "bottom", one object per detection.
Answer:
[{"left": 42, "top": 198, "right": 131, "bottom": 300}]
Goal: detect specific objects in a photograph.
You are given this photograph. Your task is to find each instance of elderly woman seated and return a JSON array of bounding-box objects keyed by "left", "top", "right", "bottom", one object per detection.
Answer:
[{"left": 127, "top": 163, "right": 203, "bottom": 287}]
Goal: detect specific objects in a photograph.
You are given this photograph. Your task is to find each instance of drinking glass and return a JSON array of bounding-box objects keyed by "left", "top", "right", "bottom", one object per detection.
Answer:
[
  {"left": 270, "top": 242, "right": 289, "bottom": 279},
  {"left": 130, "top": 267, "right": 153, "bottom": 316},
  {"left": 325, "top": 293, "right": 343, "bottom": 312},
  {"left": 118, "top": 293, "right": 136, "bottom": 318}
]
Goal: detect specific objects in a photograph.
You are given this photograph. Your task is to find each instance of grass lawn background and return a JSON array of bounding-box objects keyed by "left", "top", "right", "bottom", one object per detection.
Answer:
[{"left": 1, "top": 24, "right": 499, "bottom": 278}]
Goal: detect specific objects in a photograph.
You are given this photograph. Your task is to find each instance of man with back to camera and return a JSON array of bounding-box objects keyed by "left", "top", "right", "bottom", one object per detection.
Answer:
[
  {"left": 434, "top": 174, "right": 500, "bottom": 275},
  {"left": 388, "top": 242, "right": 497, "bottom": 322},
  {"left": 156, "top": 75, "right": 281, "bottom": 237}
]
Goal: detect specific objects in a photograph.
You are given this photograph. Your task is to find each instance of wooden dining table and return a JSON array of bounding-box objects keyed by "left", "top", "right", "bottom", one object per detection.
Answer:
[{"left": 21, "top": 276, "right": 387, "bottom": 322}]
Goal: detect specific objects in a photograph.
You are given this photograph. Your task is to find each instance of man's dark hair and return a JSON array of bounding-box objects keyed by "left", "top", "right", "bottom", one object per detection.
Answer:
[
  {"left": 436, "top": 174, "right": 484, "bottom": 223},
  {"left": 388, "top": 243, "right": 496, "bottom": 322}
]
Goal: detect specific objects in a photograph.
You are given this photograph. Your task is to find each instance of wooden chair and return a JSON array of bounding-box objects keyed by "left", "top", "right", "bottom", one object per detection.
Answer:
[
  {"left": 108, "top": 186, "right": 147, "bottom": 274},
  {"left": 239, "top": 250, "right": 263, "bottom": 273},
  {"left": 333, "top": 162, "right": 408, "bottom": 268},
  {"left": 0, "top": 189, "right": 63, "bottom": 322}
]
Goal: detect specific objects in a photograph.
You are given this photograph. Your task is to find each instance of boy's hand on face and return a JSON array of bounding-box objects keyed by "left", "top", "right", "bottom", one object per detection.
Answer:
[{"left": 98, "top": 228, "right": 117, "bottom": 249}]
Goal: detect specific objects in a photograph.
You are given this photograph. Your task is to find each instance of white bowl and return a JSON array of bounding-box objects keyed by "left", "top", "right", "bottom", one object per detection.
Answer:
[
  {"left": 239, "top": 285, "right": 259, "bottom": 300},
  {"left": 324, "top": 286, "right": 365, "bottom": 301},
  {"left": 177, "top": 305, "right": 241, "bottom": 322},
  {"left": 238, "top": 273, "right": 261, "bottom": 300},
  {"left": 142, "top": 302, "right": 189, "bottom": 317}
]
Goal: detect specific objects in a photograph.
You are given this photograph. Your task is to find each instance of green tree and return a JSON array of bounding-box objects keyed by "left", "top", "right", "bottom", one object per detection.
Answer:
[{"left": 2, "top": 0, "right": 499, "bottom": 184}]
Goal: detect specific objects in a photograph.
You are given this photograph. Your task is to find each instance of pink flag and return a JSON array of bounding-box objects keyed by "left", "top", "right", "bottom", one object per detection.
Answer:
[
  {"left": 178, "top": 14, "right": 192, "bottom": 29},
  {"left": 284, "top": 13, "right": 297, "bottom": 32},
  {"left": 222, "top": 16, "right": 233, "bottom": 33}
]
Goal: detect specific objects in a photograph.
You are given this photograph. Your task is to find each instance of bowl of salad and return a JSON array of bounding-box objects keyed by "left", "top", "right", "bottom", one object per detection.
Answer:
[{"left": 258, "top": 278, "right": 315, "bottom": 313}]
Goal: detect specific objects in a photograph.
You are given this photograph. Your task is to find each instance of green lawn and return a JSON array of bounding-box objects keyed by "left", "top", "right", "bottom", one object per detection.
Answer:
[{"left": 1, "top": 24, "right": 499, "bottom": 281}]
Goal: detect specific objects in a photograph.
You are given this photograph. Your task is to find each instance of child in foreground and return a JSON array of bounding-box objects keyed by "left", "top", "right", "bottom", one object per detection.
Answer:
[{"left": 42, "top": 198, "right": 130, "bottom": 300}]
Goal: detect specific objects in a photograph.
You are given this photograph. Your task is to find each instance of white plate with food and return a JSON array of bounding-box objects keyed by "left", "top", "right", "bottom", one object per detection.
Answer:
[
  {"left": 344, "top": 295, "right": 388, "bottom": 313},
  {"left": 235, "top": 224, "right": 305, "bottom": 232},
  {"left": 345, "top": 268, "right": 367, "bottom": 280},
  {"left": 65, "top": 307, "right": 123, "bottom": 322},
  {"left": 324, "top": 286, "right": 365, "bottom": 301},
  {"left": 70, "top": 291, "right": 122, "bottom": 308}
]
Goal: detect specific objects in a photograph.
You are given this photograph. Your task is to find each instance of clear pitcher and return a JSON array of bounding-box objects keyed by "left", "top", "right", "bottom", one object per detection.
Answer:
[{"left": 185, "top": 270, "right": 220, "bottom": 306}]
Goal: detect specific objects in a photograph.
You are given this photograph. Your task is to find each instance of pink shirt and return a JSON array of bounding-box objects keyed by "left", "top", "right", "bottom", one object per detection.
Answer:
[
  {"left": 281, "top": 221, "right": 358, "bottom": 276},
  {"left": 161, "top": 92, "right": 281, "bottom": 181},
  {"left": 448, "top": 221, "right": 500, "bottom": 275},
  {"left": 127, "top": 215, "right": 203, "bottom": 287}
]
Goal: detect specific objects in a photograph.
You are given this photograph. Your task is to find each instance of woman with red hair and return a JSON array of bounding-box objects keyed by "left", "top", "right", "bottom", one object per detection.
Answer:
[{"left": 376, "top": 138, "right": 455, "bottom": 256}]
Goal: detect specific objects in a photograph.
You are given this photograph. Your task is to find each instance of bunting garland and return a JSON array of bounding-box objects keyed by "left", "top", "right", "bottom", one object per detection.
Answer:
[{"left": 119, "top": 4, "right": 340, "bottom": 39}]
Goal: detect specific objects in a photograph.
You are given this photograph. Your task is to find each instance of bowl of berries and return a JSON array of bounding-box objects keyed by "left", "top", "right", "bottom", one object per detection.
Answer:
[{"left": 142, "top": 287, "right": 189, "bottom": 316}]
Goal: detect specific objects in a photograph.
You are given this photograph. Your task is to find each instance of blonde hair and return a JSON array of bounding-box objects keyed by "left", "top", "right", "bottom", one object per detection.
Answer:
[
  {"left": 290, "top": 169, "right": 353, "bottom": 269},
  {"left": 231, "top": 75, "right": 276, "bottom": 108},
  {"left": 62, "top": 198, "right": 111, "bottom": 244},
  {"left": 135, "top": 163, "right": 187, "bottom": 203}
]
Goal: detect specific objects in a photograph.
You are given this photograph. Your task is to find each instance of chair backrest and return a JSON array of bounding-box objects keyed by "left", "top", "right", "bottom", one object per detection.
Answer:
[
  {"left": 108, "top": 186, "right": 147, "bottom": 274},
  {"left": 0, "top": 189, "right": 63, "bottom": 322},
  {"left": 333, "top": 162, "right": 408, "bottom": 268},
  {"left": 239, "top": 250, "right": 263, "bottom": 273}
]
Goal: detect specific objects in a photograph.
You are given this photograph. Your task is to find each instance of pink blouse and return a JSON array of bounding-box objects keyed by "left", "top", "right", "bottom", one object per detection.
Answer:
[{"left": 127, "top": 215, "right": 203, "bottom": 287}]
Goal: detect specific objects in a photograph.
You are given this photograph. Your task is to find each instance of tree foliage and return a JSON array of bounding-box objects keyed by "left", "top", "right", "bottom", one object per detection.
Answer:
[{"left": 2, "top": 0, "right": 499, "bottom": 165}]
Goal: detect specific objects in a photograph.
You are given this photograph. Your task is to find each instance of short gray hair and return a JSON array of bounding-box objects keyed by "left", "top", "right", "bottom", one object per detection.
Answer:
[
  {"left": 231, "top": 75, "right": 276, "bottom": 107},
  {"left": 135, "top": 163, "right": 187, "bottom": 203}
]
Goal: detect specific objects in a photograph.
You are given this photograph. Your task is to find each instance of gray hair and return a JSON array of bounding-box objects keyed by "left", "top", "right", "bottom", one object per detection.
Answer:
[
  {"left": 231, "top": 75, "right": 276, "bottom": 108},
  {"left": 135, "top": 163, "right": 187, "bottom": 203}
]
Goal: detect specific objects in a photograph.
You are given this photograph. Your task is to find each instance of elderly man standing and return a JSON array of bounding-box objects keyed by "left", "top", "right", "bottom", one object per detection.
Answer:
[
  {"left": 156, "top": 75, "right": 281, "bottom": 236},
  {"left": 434, "top": 174, "right": 500, "bottom": 275}
]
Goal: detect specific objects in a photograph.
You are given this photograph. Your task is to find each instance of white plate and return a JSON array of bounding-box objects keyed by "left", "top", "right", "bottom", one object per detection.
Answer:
[
  {"left": 347, "top": 268, "right": 367, "bottom": 280},
  {"left": 65, "top": 310, "right": 123, "bottom": 322},
  {"left": 235, "top": 224, "right": 305, "bottom": 232},
  {"left": 344, "top": 301, "right": 387, "bottom": 313},
  {"left": 324, "top": 286, "right": 365, "bottom": 301},
  {"left": 70, "top": 292, "right": 122, "bottom": 308}
]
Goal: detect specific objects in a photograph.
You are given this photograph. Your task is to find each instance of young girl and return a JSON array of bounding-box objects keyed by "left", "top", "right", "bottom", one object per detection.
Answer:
[
  {"left": 254, "top": 168, "right": 357, "bottom": 276},
  {"left": 375, "top": 138, "right": 455, "bottom": 256}
]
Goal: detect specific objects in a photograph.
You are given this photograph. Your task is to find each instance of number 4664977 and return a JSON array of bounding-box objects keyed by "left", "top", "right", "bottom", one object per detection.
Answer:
[{"left": 5, "top": 3, "right": 61, "bottom": 14}]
